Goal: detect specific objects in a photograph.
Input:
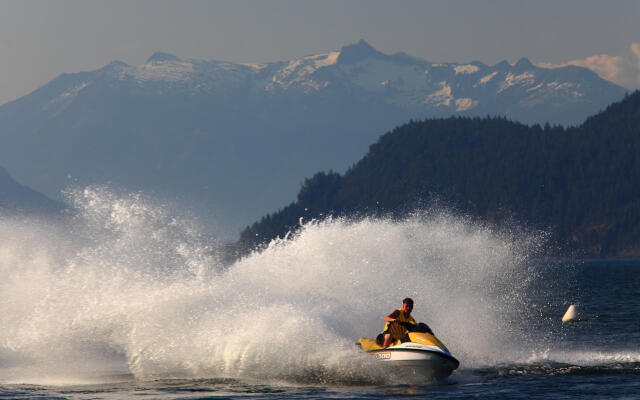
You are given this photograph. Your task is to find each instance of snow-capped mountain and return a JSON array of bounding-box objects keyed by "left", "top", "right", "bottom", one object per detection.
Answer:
[
  {"left": 28, "top": 40, "right": 624, "bottom": 124},
  {"left": 0, "top": 40, "right": 627, "bottom": 234}
]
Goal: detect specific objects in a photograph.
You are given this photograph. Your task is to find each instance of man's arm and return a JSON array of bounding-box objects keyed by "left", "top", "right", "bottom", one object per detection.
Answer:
[{"left": 384, "top": 309, "right": 400, "bottom": 323}]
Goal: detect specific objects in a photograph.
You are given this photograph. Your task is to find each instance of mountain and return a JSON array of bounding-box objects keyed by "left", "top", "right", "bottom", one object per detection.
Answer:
[
  {"left": 240, "top": 91, "right": 640, "bottom": 258},
  {"left": 0, "top": 166, "right": 64, "bottom": 215},
  {"left": 0, "top": 40, "right": 627, "bottom": 234}
]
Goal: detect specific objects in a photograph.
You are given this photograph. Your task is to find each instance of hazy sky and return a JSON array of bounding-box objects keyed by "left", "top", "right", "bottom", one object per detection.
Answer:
[{"left": 1, "top": 0, "right": 639, "bottom": 105}]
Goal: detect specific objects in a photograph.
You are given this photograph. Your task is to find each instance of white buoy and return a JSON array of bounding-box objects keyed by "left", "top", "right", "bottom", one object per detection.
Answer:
[{"left": 562, "top": 304, "right": 587, "bottom": 322}]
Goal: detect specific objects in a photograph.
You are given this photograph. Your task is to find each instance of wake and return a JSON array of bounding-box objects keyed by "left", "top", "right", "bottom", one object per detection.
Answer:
[{"left": 0, "top": 186, "right": 569, "bottom": 385}]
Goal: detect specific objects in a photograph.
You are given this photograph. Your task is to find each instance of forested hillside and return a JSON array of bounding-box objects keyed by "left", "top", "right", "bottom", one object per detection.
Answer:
[
  {"left": 240, "top": 91, "right": 640, "bottom": 257},
  {"left": 0, "top": 166, "right": 64, "bottom": 215}
]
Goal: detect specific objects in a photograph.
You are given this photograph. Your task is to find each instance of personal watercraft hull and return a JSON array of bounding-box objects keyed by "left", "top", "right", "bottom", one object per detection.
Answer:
[
  {"left": 357, "top": 330, "right": 459, "bottom": 380},
  {"left": 366, "top": 345, "right": 459, "bottom": 380}
]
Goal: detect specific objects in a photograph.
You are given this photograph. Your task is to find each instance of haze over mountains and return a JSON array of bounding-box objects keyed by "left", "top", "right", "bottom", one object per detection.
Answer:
[{"left": 0, "top": 40, "right": 627, "bottom": 234}]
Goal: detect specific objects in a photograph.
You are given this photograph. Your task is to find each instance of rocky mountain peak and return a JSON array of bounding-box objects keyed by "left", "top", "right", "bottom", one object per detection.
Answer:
[
  {"left": 514, "top": 57, "right": 534, "bottom": 70},
  {"left": 146, "top": 52, "right": 181, "bottom": 63},
  {"left": 337, "top": 39, "right": 385, "bottom": 64}
]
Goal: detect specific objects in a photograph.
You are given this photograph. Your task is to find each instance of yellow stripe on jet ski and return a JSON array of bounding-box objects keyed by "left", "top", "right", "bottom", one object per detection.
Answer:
[
  {"left": 408, "top": 332, "right": 450, "bottom": 352},
  {"left": 357, "top": 332, "right": 448, "bottom": 352}
]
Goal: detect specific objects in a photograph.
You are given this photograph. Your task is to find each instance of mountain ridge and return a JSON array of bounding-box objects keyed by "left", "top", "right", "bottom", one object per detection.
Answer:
[
  {"left": 0, "top": 40, "right": 628, "bottom": 234},
  {"left": 0, "top": 166, "right": 64, "bottom": 215}
]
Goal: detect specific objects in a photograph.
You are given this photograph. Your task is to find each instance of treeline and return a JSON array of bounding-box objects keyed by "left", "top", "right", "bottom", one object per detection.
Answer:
[{"left": 240, "top": 91, "right": 640, "bottom": 257}]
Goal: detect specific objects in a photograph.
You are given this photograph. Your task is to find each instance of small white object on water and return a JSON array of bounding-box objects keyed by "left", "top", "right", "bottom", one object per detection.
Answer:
[{"left": 562, "top": 304, "right": 587, "bottom": 322}]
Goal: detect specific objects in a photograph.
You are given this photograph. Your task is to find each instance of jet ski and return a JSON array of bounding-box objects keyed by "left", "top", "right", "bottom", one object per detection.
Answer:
[{"left": 356, "top": 322, "right": 459, "bottom": 380}]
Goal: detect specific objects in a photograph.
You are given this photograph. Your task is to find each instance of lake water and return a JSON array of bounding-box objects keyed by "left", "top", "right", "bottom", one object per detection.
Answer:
[{"left": 0, "top": 188, "right": 638, "bottom": 398}]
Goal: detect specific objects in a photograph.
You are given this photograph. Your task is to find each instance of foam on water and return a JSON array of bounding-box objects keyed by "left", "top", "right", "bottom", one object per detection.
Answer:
[
  {"left": 0, "top": 186, "right": 630, "bottom": 385},
  {"left": 526, "top": 349, "right": 640, "bottom": 366}
]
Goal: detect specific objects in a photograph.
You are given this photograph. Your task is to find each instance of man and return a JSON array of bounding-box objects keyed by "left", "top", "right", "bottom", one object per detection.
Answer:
[{"left": 381, "top": 297, "right": 417, "bottom": 348}]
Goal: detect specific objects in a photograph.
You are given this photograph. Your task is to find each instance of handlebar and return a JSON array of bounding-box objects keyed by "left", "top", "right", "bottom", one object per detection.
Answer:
[{"left": 393, "top": 320, "right": 434, "bottom": 334}]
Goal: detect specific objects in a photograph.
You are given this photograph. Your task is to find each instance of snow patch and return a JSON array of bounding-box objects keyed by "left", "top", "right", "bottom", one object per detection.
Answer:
[
  {"left": 498, "top": 72, "right": 535, "bottom": 93},
  {"left": 315, "top": 51, "right": 340, "bottom": 68},
  {"left": 425, "top": 81, "right": 453, "bottom": 106},
  {"left": 43, "top": 82, "right": 88, "bottom": 112},
  {"left": 455, "top": 97, "right": 478, "bottom": 111},
  {"left": 267, "top": 52, "right": 340, "bottom": 91},
  {"left": 478, "top": 71, "right": 498, "bottom": 85},
  {"left": 545, "top": 81, "right": 583, "bottom": 97},
  {"left": 454, "top": 64, "right": 480, "bottom": 75},
  {"left": 124, "top": 60, "right": 195, "bottom": 82},
  {"left": 546, "top": 81, "right": 577, "bottom": 90},
  {"left": 339, "top": 58, "right": 430, "bottom": 94},
  {"left": 240, "top": 63, "right": 268, "bottom": 71},
  {"left": 60, "top": 82, "right": 87, "bottom": 99}
]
